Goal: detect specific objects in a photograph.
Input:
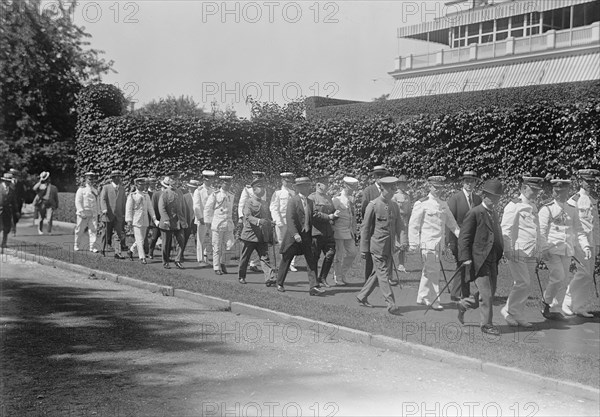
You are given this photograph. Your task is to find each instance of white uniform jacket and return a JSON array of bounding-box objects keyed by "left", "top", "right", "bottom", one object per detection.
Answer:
[
  {"left": 568, "top": 189, "right": 599, "bottom": 248},
  {"left": 501, "top": 194, "right": 541, "bottom": 259},
  {"left": 204, "top": 189, "right": 235, "bottom": 232},
  {"left": 75, "top": 185, "right": 98, "bottom": 218},
  {"left": 125, "top": 191, "right": 156, "bottom": 228},
  {"left": 270, "top": 186, "right": 295, "bottom": 227},
  {"left": 539, "top": 199, "right": 589, "bottom": 256},
  {"left": 408, "top": 193, "right": 459, "bottom": 251},
  {"left": 332, "top": 192, "right": 356, "bottom": 240}
]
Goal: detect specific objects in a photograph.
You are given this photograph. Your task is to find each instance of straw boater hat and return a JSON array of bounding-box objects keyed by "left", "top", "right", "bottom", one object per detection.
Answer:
[
  {"left": 295, "top": 177, "right": 311, "bottom": 186},
  {"left": 202, "top": 170, "right": 216, "bottom": 178},
  {"left": 109, "top": 170, "right": 123, "bottom": 177},
  {"left": 343, "top": 176, "right": 359, "bottom": 188},
  {"left": 39, "top": 171, "right": 50, "bottom": 181},
  {"left": 460, "top": 170, "right": 480, "bottom": 180},
  {"left": 187, "top": 179, "right": 200, "bottom": 188},
  {"left": 379, "top": 177, "right": 399, "bottom": 186},
  {"left": 161, "top": 176, "right": 174, "bottom": 188},
  {"left": 1, "top": 173, "right": 13, "bottom": 182},
  {"left": 252, "top": 171, "right": 266, "bottom": 177},
  {"left": 371, "top": 165, "right": 390, "bottom": 176},
  {"left": 134, "top": 178, "right": 147, "bottom": 185},
  {"left": 280, "top": 172, "right": 295, "bottom": 181}
]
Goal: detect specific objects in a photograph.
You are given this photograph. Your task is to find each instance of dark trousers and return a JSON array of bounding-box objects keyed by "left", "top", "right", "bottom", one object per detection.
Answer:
[
  {"left": 182, "top": 225, "right": 194, "bottom": 259},
  {"left": 239, "top": 240, "right": 273, "bottom": 282},
  {"left": 147, "top": 226, "right": 160, "bottom": 255},
  {"left": 161, "top": 228, "right": 185, "bottom": 263},
  {"left": 364, "top": 252, "right": 373, "bottom": 281},
  {"left": 101, "top": 219, "right": 127, "bottom": 253},
  {"left": 277, "top": 233, "right": 318, "bottom": 288},
  {"left": 458, "top": 256, "right": 498, "bottom": 327},
  {"left": 312, "top": 235, "right": 336, "bottom": 282},
  {"left": 450, "top": 247, "right": 471, "bottom": 299},
  {"left": 357, "top": 254, "right": 396, "bottom": 309}
]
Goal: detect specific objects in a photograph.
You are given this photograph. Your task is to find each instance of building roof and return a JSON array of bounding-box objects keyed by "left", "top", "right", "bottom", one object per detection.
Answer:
[
  {"left": 398, "top": 0, "right": 593, "bottom": 39},
  {"left": 389, "top": 50, "right": 600, "bottom": 99}
]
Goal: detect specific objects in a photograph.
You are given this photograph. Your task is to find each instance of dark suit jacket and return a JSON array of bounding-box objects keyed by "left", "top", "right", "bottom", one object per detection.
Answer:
[
  {"left": 158, "top": 188, "right": 187, "bottom": 231},
  {"left": 280, "top": 194, "right": 330, "bottom": 254},
  {"left": 151, "top": 190, "right": 162, "bottom": 223},
  {"left": 183, "top": 192, "right": 195, "bottom": 228},
  {"left": 241, "top": 196, "right": 274, "bottom": 243},
  {"left": 360, "top": 196, "right": 407, "bottom": 256},
  {"left": 458, "top": 204, "right": 504, "bottom": 278},
  {"left": 360, "top": 184, "right": 381, "bottom": 217},
  {"left": 99, "top": 183, "right": 126, "bottom": 222},
  {"left": 0, "top": 183, "right": 18, "bottom": 229},
  {"left": 447, "top": 189, "right": 482, "bottom": 251}
]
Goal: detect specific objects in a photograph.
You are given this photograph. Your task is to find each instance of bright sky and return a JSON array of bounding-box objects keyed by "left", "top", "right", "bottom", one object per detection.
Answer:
[{"left": 53, "top": 0, "right": 461, "bottom": 117}]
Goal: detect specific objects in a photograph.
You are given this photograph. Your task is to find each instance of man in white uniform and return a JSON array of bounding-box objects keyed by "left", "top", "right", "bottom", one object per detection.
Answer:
[
  {"left": 204, "top": 175, "right": 235, "bottom": 275},
  {"left": 74, "top": 172, "right": 99, "bottom": 252},
  {"left": 194, "top": 170, "right": 215, "bottom": 267},
  {"left": 270, "top": 172, "right": 297, "bottom": 271}
]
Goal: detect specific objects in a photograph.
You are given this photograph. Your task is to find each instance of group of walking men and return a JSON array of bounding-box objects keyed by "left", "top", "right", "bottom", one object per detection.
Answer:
[{"left": 5, "top": 163, "right": 598, "bottom": 336}]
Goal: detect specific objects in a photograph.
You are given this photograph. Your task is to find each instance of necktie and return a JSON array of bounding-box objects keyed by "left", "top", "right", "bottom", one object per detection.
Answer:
[
  {"left": 302, "top": 197, "right": 310, "bottom": 232},
  {"left": 467, "top": 193, "right": 472, "bottom": 208}
]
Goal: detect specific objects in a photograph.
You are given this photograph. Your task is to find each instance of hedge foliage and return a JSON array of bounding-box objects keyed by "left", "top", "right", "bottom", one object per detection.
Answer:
[{"left": 307, "top": 80, "right": 600, "bottom": 121}]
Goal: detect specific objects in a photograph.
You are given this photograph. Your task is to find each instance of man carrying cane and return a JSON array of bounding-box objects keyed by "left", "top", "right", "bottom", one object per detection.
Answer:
[
  {"left": 563, "top": 169, "right": 599, "bottom": 317},
  {"left": 457, "top": 179, "right": 505, "bottom": 335},
  {"left": 500, "top": 175, "right": 544, "bottom": 328},
  {"left": 238, "top": 171, "right": 269, "bottom": 273},
  {"left": 238, "top": 177, "right": 276, "bottom": 285}
]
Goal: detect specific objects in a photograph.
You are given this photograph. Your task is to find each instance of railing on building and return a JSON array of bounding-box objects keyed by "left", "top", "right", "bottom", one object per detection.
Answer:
[{"left": 394, "top": 22, "right": 599, "bottom": 72}]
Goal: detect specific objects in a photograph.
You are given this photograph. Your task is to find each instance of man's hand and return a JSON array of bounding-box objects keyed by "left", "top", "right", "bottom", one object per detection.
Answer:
[
  {"left": 583, "top": 247, "right": 592, "bottom": 260},
  {"left": 258, "top": 219, "right": 268, "bottom": 227},
  {"left": 154, "top": 220, "right": 160, "bottom": 227},
  {"left": 294, "top": 233, "right": 301, "bottom": 243},
  {"left": 102, "top": 210, "right": 107, "bottom": 214},
  {"left": 333, "top": 210, "right": 340, "bottom": 218},
  {"left": 462, "top": 259, "right": 473, "bottom": 265}
]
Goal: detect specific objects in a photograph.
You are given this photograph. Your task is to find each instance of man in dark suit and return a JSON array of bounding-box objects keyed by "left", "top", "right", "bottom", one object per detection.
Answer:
[
  {"left": 457, "top": 179, "right": 504, "bottom": 335},
  {"left": 357, "top": 177, "right": 407, "bottom": 314},
  {"left": 147, "top": 177, "right": 162, "bottom": 259},
  {"left": 181, "top": 179, "right": 198, "bottom": 261},
  {"left": 361, "top": 165, "right": 390, "bottom": 282},
  {"left": 0, "top": 173, "right": 18, "bottom": 253},
  {"left": 447, "top": 170, "right": 482, "bottom": 300},
  {"left": 158, "top": 176, "right": 188, "bottom": 269},
  {"left": 276, "top": 177, "right": 336, "bottom": 296},
  {"left": 99, "top": 170, "right": 127, "bottom": 259}
]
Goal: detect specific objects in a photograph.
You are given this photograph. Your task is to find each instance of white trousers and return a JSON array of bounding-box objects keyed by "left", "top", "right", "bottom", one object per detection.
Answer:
[
  {"left": 196, "top": 223, "right": 210, "bottom": 262},
  {"left": 74, "top": 215, "right": 97, "bottom": 250},
  {"left": 333, "top": 238, "right": 357, "bottom": 281},
  {"left": 543, "top": 254, "right": 571, "bottom": 313},
  {"left": 563, "top": 254, "right": 595, "bottom": 313},
  {"left": 212, "top": 229, "right": 235, "bottom": 270},
  {"left": 417, "top": 250, "right": 441, "bottom": 305},
  {"left": 129, "top": 226, "right": 147, "bottom": 259},
  {"left": 503, "top": 259, "right": 533, "bottom": 320}
]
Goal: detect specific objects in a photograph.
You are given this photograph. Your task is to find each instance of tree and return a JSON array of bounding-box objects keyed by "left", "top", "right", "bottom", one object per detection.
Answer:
[
  {"left": 0, "top": 0, "right": 114, "bottom": 189},
  {"left": 247, "top": 97, "right": 305, "bottom": 122},
  {"left": 372, "top": 94, "right": 390, "bottom": 102},
  {"left": 134, "top": 95, "right": 207, "bottom": 118}
]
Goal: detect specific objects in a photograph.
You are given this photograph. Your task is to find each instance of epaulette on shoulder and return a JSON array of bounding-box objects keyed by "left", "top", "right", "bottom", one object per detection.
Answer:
[
  {"left": 542, "top": 199, "right": 553, "bottom": 206},
  {"left": 511, "top": 197, "right": 522, "bottom": 204},
  {"left": 570, "top": 192, "right": 580, "bottom": 202},
  {"left": 567, "top": 200, "right": 576, "bottom": 207},
  {"left": 418, "top": 196, "right": 428, "bottom": 202}
]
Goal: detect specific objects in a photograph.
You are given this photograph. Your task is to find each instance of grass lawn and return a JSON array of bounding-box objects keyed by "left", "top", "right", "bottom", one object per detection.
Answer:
[{"left": 8, "top": 232, "right": 600, "bottom": 388}]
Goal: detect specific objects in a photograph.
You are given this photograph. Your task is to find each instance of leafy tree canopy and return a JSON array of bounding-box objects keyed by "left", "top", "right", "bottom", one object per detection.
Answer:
[
  {"left": 0, "top": 0, "right": 114, "bottom": 189},
  {"left": 134, "top": 95, "right": 207, "bottom": 118}
]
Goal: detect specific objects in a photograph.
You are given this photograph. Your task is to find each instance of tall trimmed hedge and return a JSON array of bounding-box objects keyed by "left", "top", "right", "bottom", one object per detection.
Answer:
[{"left": 76, "top": 84, "right": 599, "bottom": 198}]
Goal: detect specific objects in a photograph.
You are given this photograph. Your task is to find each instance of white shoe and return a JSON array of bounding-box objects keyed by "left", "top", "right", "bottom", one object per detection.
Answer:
[
  {"left": 397, "top": 264, "right": 407, "bottom": 273},
  {"left": 289, "top": 265, "right": 298, "bottom": 272},
  {"left": 562, "top": 305, "right": 575, "bottom": 316},
  {"left": 576, "top": 311, "right": 594, "bottom": 318},
  {"left": 515, "top": 319, "right": 533, "bottom": 328},
  {"left": 91, "top": 248, "right": 99, "bottom": 253},
  {"left": 74, "top": 247, "right": 80, "bottom": 252},
  {"left": 38, "top": 230, "right": 44, "bottom": 235},
  {"left": 504, "top": 314, "right": 519, "bottom": 327}
]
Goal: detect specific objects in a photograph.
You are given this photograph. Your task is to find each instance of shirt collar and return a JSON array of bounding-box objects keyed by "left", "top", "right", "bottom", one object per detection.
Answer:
[{"left": 579, "top": 188, "right": 589, "bottom": 197}]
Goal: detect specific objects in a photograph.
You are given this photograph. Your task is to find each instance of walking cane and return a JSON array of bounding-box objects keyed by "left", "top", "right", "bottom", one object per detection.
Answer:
[
  {"left": 534, "top": 260, "right": 548, "bottom": 305},
  {"left": 572, "top": 256, "right": 599, "bottom": 298},
  {"left": 439, "top": 260, "right": 452, "bottom": 295},
  {"left": 389, "top": 256, "right": 402, "bottom": 289},
  {"left": 424, "top": 263, "right": 465, "bottom": 315}
]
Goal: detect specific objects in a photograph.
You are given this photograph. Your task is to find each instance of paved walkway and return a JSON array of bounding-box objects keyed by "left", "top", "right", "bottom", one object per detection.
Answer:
[
  {"left": 6, "top": 215, "right": 600, "bottom": 359},
  {"left": 2, "top": 256, "right": 599, "bottom": 416}
]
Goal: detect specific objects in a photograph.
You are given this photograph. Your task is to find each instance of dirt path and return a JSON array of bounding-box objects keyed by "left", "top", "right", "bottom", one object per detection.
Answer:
[{"left": 1, "top": 256, "right": 598, "bottom": 416}]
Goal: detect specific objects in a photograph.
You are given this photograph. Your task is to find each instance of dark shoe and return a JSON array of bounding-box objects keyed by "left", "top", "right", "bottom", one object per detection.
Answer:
[
  {"left": 309, "top": 286, "right": 325, "bottom": 296},
  {"left": 215, "top": 270, "right": 223, "bottom": 276},
  {"left": 388, "top": 279, "right": 399, "bottom": 286},
  {"left": 175, "top": 261, "right": 184, "bottom": 270},
  {"left": 319, "top": 278, "right": 331, "bottom": 288},
  {"left": 451, "top": 296, "right": 461, "bottom": 302},
  {"left": 541, "top": 303, "right": 565, "bottom": 320},
  {"left": 239, "top": 278, "right": 247, "bottom": 284},
  {"left": 114, "top": 253, "right": 125, "bottom": 260},
  {"left": 277, "top": 285, "right": 285, "bottom": 292},
  {"left": 387, "top": 306, "right": 402, "bottom": 315},
  {"left": 457, "top": 302, "right": 466, "bottom": 325},
  {"left": 127, "top": 250, "right": 134, "bottom": 260},
  {"left": 141, "top": 258, "right": 147, "bottom": 265},
  {"left": 356, "top": 297, "right": 374, "bottom": 308},
  {"left": 221, "top": 264, "right": 228, "bottom": 274},
  {"left": 101, "top": 250, "right": 106, "bottom": 257},
  {"left": 163, "top": 263, "right": 171, "bottom": 269},
  {"left": 197, "top": 261, "right": 210, "bottom": 268},
  {"left": 481, "top": 325, "right": 500, "bottom": 336},
  {"left": 265, "top": 279, "right": 276, "bottom": 287},
  {"left": 148, "top": 254, "right": 154, "bottom": 260},
  {"left": 249, "top": 265, "right": 261, "bottom": 273}
]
